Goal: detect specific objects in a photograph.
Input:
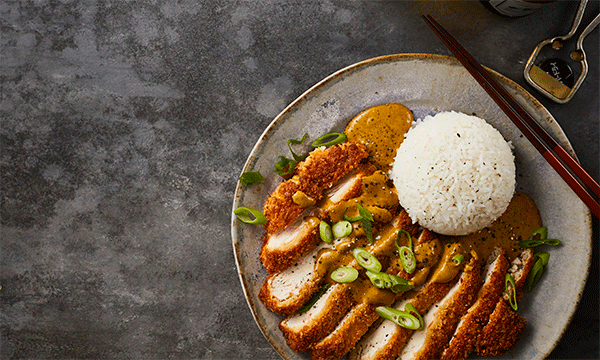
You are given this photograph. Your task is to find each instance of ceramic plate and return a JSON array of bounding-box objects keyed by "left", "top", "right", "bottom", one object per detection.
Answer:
[{"left": 231, "top": 54, "right": 592, "bottom": 360}]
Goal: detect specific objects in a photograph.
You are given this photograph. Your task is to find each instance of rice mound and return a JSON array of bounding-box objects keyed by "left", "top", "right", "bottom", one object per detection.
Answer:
[{"left": 391, "top": 111, "right": 515, "bottom": 236}]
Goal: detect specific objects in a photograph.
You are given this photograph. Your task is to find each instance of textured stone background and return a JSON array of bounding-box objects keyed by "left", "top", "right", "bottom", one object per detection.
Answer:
[{"left": 1, "top": 0, "right": 597, "bottom": 359}]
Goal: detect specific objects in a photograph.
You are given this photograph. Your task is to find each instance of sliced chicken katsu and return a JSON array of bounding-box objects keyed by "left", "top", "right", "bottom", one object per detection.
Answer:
[
  {"left": 397, "top": 257, "right": 481, "bottom": 360},
  {"left": 474, "top": 247, "right": 535, "bottom": 356},
  {"left": 259, "top": 209, "right": 408, "bottom": 316},
  {"left": 310, "top": 303, "right": 380, "bottom": 360},
  {"left": 441, "top": 247, "right": 510, "bottom": 360},
  {"left": 349, "top": 280, "right": 457, "bottom": 360},
  {"left": 263, "top": 142, "right": 368, "bottom": 235},
  {"left": 279, "top": 283, "right": 354, "bottom": 353},
  {"left": 309, "top": 226, "right": 438, "bottom": 360},
  {"left": 260, "top": 209, "right": 320, "bottom": 274},
  {"left": 260, "top": 165, "right": 375, "bottom": 273},
  {"left": 476, "top": 299, "right": 526, "bottom": 356},
  {"left": 506, "top": 247, "right": 535, "bottom": 300},
  {"left": 259, "top": 245, "right": 328, "bottom": 316}
]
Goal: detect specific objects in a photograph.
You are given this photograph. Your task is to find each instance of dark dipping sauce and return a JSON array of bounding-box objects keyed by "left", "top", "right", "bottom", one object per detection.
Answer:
[{"left": 310, "top": 104, "right": 542, "bottom": 306}]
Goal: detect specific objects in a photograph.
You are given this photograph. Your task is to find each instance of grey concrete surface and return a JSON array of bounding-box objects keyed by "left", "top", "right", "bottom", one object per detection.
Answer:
[{"left": 1, "top": 0, "right": 597, "bottom": 359}]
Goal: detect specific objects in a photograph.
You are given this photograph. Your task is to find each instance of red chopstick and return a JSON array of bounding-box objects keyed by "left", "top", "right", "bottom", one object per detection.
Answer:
[{"left": 423, "top": 14, "right": 600, "bottom": 219}]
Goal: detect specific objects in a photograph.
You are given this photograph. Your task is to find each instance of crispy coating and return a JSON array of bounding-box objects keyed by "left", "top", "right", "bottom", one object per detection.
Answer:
[
  {"left": 507, "top": 247, "right": 535, "bottom": 302},
  {"left": 261, "top": 164, "right": 376, "bottom": 274},
  {"left": 263, "top": 142, "right": 368, "bottom": 235},
  {"left": 441, "top": 247, "right": 510, "bottom": 360},
  {"left": 258, "top": 272, "right": 322, "bottom": 316},
  {"left": 412, "top": 257, "right": 482, "bottom": 360},
  {"left": 280, "top": 284, "right": 353, "bottom": 353},
  {"left": 351, "top": 279, "right": 457, "bottom": 360},
  {"left": 258, "top": 245, "right": 325, "bottom": 316},
  {"left": 260, "top": 212, "right": 320, "bottom": 273},
  {"left": 310, "top": 303, "right": 380, "bottom": 360},
  {"left": 476, "top": 299, "right": 526, "bottom": 357}
]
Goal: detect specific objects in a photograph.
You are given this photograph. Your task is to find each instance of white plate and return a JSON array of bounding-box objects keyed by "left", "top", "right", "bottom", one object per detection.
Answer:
[{"left": 231, "top": 54, "right": 592, "bottom": 360}]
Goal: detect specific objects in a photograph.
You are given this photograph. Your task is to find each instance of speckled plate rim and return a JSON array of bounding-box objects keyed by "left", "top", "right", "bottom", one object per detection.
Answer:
[{"left": 231, "top": 53, "right": 592, "bottom": 360}]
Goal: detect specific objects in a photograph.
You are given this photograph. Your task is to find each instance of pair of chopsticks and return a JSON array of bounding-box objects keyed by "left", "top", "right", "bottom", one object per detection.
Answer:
[{"left": 423, "top": 15, "right": 600, "bottom": 219}]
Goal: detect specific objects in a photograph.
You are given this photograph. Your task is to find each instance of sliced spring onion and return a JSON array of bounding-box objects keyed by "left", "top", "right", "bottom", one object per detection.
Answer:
[
  {"left": 518, "top": 238, "right": 561, "bottom": 247},
  {"left": 332, "top": 220, "right": 352, "bottom": 238},
  {"left": 395, "top": 229, "right": 415, "bottom": 273},
  {"left": 331, "top": 266, "right": 359, "bottom": 283},
  {"left": 399, "top": 247, "right": 416, "bottom": 274},
  {"left": 531, "top": 226, "right": 548, "bottom": 240},
  {"left": 366, "top": 271, "right": 390, "bottom": 289},
  {"left": 274, "top": 156, "right": 297, "bottom": 177},
  {"left": 234, "top": 207, "right": 267, "bottom": 225},
  {"left": 343, "top": 207, "right": 362, "bottom": 222},
  {"left": 534, "top": 252, "right": 550, "bottom": 266},
  {"left": 543, "top": 238, "right": 561, "bottom": 246},
  {"left": 375, "top": 306, "right": 422, "bottom": 330},
  {"left": 519, "top": 226, "right": 560, "bottom": 247},
  {"left": 352, "top": 247, "right": 382, "bottom": 273},
  {"left": 395, "top": 229, "right": 413, "bottom": 250},
  {"left": 389, "top": 274, "right": 414, "bottom": 293},
  {"left": 452, "top": 254, "right": 464, "bottom": 265},
  {"left": 517, "top": 239, "right": 545, "bottom": 247},
  {"left": 319, "top": 221, "right": 333, "bottom": 244},
  {"left": 505, "top": 273, "right": 518, "bottom": 311},
  {"left": 527, "top": 257, "right": 546, "bottom": 292},
  {"left": 239, "top": 171, "right": 265, "bottom": 187},
  {"left": 287, "top": 133, "right": 309, "bottom": 162},
  {"left": 404, "top": 303, "right": 425, "bottom": 330},
  {"left": 297, "top": 284, "right": 330, "bottom": 314},
  {"left": 310, "top": 132, "right": 347, "bottom": 148}
]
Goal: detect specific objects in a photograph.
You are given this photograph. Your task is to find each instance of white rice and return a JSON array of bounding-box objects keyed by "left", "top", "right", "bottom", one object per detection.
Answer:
[{"left": 390, "top": 111, "right": 515, "bottom": 236}]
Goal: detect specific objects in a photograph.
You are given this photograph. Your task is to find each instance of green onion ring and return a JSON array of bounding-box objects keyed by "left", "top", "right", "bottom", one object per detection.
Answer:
[
  {"left": 343, "top": 207, "right": 362, "bottom": 222},
  {"left": 366, "top": 271, "right": 389, "bottom": 289},
  {"left": 527, "top": 258, "right": 545, "bottom": 292},
  {"left": 405, "top": 303, "right": 425, "bottom": 330},
  {"left": 234, "top": 207, "right": 267, "bottom": 225},
  {"left": 395, "top": 229, "right": 413, "bottom": 251},
  {"left": 389, "top": 274, "right": 414, "bottom": 293},
  {"left": 518, "top": 239, "right": 545, "bottom": 248},
  {"left": 543, "top": 238, "right": 561, "bottom": 246},
  {"left": 531, "top": 226, "right": 548, "bottom": 240},
  {"left": 310, "top": 132, "right": 347, "bottom": 148},
  {"left": 352, "top": 247, "right": 382, "bottom": 273},
  {"left": 287, "top": 133, "right": 309, "bottom": 162},
  {"left": 331, "top": 266, "right": 359, "bottom": 283},
  {"left": 505, "top": 273, "right": 518, "bottom": 311},
  {"left": 452, "top": 254, "right": 464, "bottom": 265},
  {"left": 375, "top": 306, "right": 422, "bottom": 330},
  {"left": 395, "top": 229, "right": 415, "bottom": 273},
  {"left": 399, "top": 246, "right": 416, "bottom": 274},
  {"left": 534, "top": 252, "right": 550, "bottom": 266},
  {"left": 319, "top": 221, "right": 333, "bottom": 244},
  {"left": 332, "top": 220, "right": 352, "bottom": 238}
]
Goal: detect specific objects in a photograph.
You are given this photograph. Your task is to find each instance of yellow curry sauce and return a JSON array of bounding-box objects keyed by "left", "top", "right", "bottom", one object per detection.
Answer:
[
  {"left": 346, "top": 103, "right": 414, "bottom": 172},
  {"left": 304, "top": 103, "right": 541, "bottom": 306}
]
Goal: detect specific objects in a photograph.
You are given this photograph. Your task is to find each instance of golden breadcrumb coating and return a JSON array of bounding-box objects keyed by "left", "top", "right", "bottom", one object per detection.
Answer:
[
  {"left": 280, "top": 284, "right": 353, "bottom": 353},
  {"left": 263, "top": 142, "right": 368, "bottom": 235},
  {"left": 476, "top": 299, "right": 526, "bottom": 357}
]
